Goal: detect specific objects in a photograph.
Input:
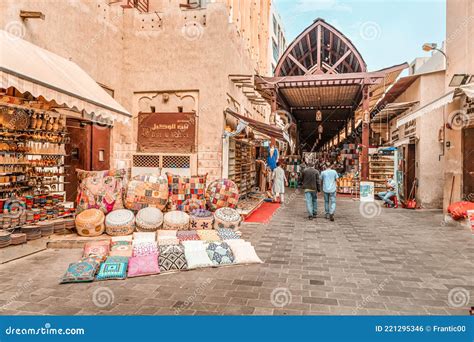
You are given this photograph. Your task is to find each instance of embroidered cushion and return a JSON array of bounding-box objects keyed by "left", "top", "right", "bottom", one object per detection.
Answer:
[
  {"left": 217, "top": 228, "right": 241, "bottom": 240},
  {"left": 206, "top": 179, "right": 239, "bottom": 211},
  {"left": 133, "top": 232, "right": 156, "bottom": 242},
  {"left": 132, "top": 241, "right": 158, "bottom": 257},
  {"left": 167, "top": 173, "right": 207, "bottom": 211},
  {"left": 125, "top": 174, "right": 168, "bottom": 211},
  {"left": 159, "top": 245, "right": 188, "bottom": 272},
  {"left": 60, "top": 258, "right": 99, "bottom": 283},
  {"left": 106, "top": 255, "right": 129, "bottom": 263},
  {"left": 128, "top": 254, "right": 160, "bottom": 277},
  {"left": 75, "top": 209, "right": 105, "bottom": 237},
  {"left": 206, "top": 242, "right": 235, "bottom": 265},
  {"left": 105, "top": 209, "right": 135, "bottom": 236},
  {"left": 177, "top": 230, "right": 200, "bottom": 242},
  {"left": 196, "top": 229, "right": 220, "bottom": 242},
  {"left": 180, "top": 198, "right": 206, "bottom": 213},
  {"left": 83, "top": 241, "right": 110, "bottom": 260},
  {"left": 136, "top": 207, "right": 163, "bottom": 232},
  {"left": 189, "top": 209, "right": 214, "bottom": 230},
  {"left": 96, "top": 260, "right": 128, "bottom": 280},
  {"left": 76, "top": 169, "right": 127, "bottom": 214},
  {"left": 163, "top": 211, "right": 190, "bottom": 230},
  {"left": 214, "top": 207, "right": 241, "bottom": 229},
  {"left": 109, "top": 243, "right": 133, "bottom": 257},
  {"left": 182, "top": 240, "right": 213, "bottom": 269},
  {"left": 225, "top": 239, "right": 262, "bottom": 264}
]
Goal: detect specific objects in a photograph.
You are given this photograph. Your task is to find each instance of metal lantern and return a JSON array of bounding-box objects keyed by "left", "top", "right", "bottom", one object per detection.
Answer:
[{"left": 315, "top": 110, "right": 322, "bottom": 121}]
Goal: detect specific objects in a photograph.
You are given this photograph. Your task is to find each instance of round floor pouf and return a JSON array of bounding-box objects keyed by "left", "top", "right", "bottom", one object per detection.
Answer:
[
  {"left": 105, "top": 209, "right": 135, "bottom": 236},
  {"left": 75, "top": 209, "right": 105, "bottom": 237},
  {"left": 214, "top": 207, "right": 241, "bottom": 229},
  {"left": 206, "top": 179, "right": 240, "bottom": 211},
  {"left": 163, "top": 211, "right": 190, "bottom": 230},
  {"left": 136, "top": 207, "right": 163, "bottom": 232},
  {"left": 190, "top": 209, "right": 214, "bottom": 230}
]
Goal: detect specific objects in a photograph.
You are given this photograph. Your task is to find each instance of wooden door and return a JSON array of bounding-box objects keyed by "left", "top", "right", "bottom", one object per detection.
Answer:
[
  {"left": 91, "top": 124, "right": 111, "bottom": 171},
  {"left": 404, "top": 144, "right": 416, "bottom": 201},
  {"left": 463, "top": 128, "right": 473, "bottom": 200},
  {"left": 65, "top": 119, "right": 91, "bottom": 202}
]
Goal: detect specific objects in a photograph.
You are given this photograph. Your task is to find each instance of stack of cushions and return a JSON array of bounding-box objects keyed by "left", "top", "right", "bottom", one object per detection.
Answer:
[
  {"left": 109, "top": 237, "right": 133, "bottom": 257},
  {"left": 60, "top": 258, "right": 100, "bottom": 283},
  {"left": 189, "top": 209, "right": 214, "bottom": 230},
  {"left": 96, "top": 255, "right": 129, "bottom": 281},
  {"left": 105, "top": 209, "right": 135, "bottom": 236},
  {"left": 159, "top": 245, "right": 188, "bottom": 272},
  {"left": 83, "top": 241, "right": 110, "bottom": 262},
  {"left": 75, "top": 209, "right": 105, "bottom": 237},
  {"left": 197, "top": 229, "right": 220, "bottom": 242},
  {"left": 135, "top": 207, "right": 163, "bottom": 232},
  {"left": 224, "top": 239, "right": 263, "bottom": 264},
  {"left": 177, "top": 230, "right": 200, "bottom": 242},
  {"left": 167, "top": 173, "right": 207, "bottom": 212},
  {"left": 76, "top": 169, "right": 127, "bottom": 214},
  {"left": 157, "top": 230, "right": 179, "bottom": 246},
  {"left": 206, "top": 242, "right": 235, "bottom": 265},
  {"left": 125, "top": 174, "right": 168, "bottom": 211},
  {"left": 214, "top": 207, "right": 241, "bottom": 229},
  {"left": 163, "top": 211, "right": 190, "bottom": 230},
  {"left": 182, "top": 240, "right": 213, "bottom": 269},
  {"left": 206, "top": 179, "right": 239, "bottom": 211},
  {"left": 217, "top": 228, "right": 241, "bottom": 240}
]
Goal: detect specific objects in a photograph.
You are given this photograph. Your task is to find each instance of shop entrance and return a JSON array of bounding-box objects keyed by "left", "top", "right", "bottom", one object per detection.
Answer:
[
  {"left": 463, "top": 127, "right": 473, "bottom": 200},
  {"left": 399, "top": 143, "right": 416, "bottom": 203},
  {"left": 64, "top": 119, "right": 111, "bottom": 202}
]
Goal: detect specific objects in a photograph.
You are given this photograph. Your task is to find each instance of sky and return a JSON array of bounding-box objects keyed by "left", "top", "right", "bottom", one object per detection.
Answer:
[{"left": 274, "top": 0, "right": 446, "bottom": 72}]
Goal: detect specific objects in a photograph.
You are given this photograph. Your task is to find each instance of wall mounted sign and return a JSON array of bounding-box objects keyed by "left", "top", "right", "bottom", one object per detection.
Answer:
[{"left": 137, "top": 112, "right": 196, "bottom": 153}]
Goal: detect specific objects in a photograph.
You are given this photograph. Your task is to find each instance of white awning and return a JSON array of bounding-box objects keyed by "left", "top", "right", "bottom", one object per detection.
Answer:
[
  {"left": 460, "top": 82, "right": 474, "bottom": 99},
  {"left": 0, "top": 30, "right": 130, "bottom": 123},
  {"left": 397, "top": 90, "right": 455, "bottom": 127}
]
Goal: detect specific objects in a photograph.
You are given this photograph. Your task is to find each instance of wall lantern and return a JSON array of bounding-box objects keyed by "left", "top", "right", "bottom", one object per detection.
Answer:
[{"left": 315, "top": 110, "right": 322, "bottom": 121}]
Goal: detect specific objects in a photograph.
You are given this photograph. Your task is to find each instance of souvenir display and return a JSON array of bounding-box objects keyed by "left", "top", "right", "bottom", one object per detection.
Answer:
[
  {"left": 205, "top": 179, "right": 239, "bottom": 211},
  {"left": 75, "top": 209, "right": 105, "bottom": 237},
  {"left": 105, "top": 209, "right": 135, "bottom": 236},
  {"left": 127, "top": 254, "right": 160, "bottom": 278},
  {"left": 167, "top": 173, "right": 207, "bottom": 211},
  {"left": 96, "top": 258, "right": 128, "bottom": 281},
  {"left": 60, "top": 258, "right": 100, "bottom": 284},
  {"left": 214, "top": 207, "right": 241, "bottom": 229},
  {"left": 125, "top": 174, "right": 168, "bottom": 211},
  {"left": 158, "top": 245, "right": 188, "bottom": 272},
  {"left": 206, "top": 242, "right": 235, "bottom": 265},
  {"left": 196, "top": 229, "right": 220, "bottom": 242},
  {"left": 163, "top": 211, "right": 189, "bottom": 230},
  {"left": 189, "top": 209, "right": 214, "bottom": 230},
  {"left": 135, "top": 207, "right": 163, "bottom": 232}
]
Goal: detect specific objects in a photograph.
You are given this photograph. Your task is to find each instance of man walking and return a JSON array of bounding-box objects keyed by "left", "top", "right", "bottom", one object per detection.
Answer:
[
  {"left": 301, "top": 163, "right": 320, "bottom": 220},
  {"left": 321, "top": 163, "right": 338, "bottom": 221}
]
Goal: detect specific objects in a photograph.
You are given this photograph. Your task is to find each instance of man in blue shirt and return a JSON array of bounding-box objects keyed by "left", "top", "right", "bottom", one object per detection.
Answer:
[{"left": 320, "top": 163, "right": 339, "bottom": 221}]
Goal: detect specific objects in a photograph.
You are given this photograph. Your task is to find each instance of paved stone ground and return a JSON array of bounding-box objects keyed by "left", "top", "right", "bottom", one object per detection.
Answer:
[{"left": 0, "top": 190, "right": 472, "bottom": 316}]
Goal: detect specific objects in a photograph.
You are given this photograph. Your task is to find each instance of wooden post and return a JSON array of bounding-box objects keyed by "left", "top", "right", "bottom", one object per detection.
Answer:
[
  {"left": 361, "top": 86, "right": 370, "bottom": 181},
  {"left": 270, "top": 89, "right": 277, "bottom": 125}
]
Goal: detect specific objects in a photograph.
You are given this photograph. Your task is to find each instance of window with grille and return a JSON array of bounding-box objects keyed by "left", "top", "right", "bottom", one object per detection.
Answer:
[
  {"left": 162, "top": 155, "right": 190, "bottom": 168},
  {"left": 133, "top": 155, "right": 161, "bottom": 168}
]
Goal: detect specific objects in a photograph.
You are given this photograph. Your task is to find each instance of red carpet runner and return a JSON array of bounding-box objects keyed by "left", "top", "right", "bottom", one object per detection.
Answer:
[{"left": 244, "top": 202, "right": 281, "bottom": 224}]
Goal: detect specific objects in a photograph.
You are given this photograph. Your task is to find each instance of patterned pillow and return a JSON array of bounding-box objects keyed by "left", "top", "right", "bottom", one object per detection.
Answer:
[
  {"left": 132, "top": 241, "right": 158, "bottom": 257},
  {"left": 157, "top": 238, "right": 180, "bottom": 246},
  {"left": 206, "top": 242, "right": 235, "bottom": 265},
  {"left": 83, "top": 241, "right": 110, "bottom": 260},
  {"left": 125, "top": 174, "right": 168, "bottom": 211},
  {"left": 60, "top": 258, "right": 99, "bottom": 283},
  {"left": 177, "top": 230, "right": 200, "bottom": 242},
  {"left": 106, "top": 255, "right": 130, "bottom": 263},
  {"left": 197, "top": 229, "right": 220, "bottom": 242},
  {"left": 76, "top": 169, "right": 127, "bottom": 214},
  {"left": 128, "top": 255, "right": 160, "bottom": 277},
  {"left": 159, "top": 245, "right": 188, "bottom": 272},
  {"left": 225, "top": 239, "right": 262, "bottom": 264},
  {"left": 96, "top": 260, "right": 128, "bottom": 280},
  {"left": 182, "top": 241, "right": 213, "bottom": 269},
  {"left": 206, "top": 179, "right": 239, "bottom": 211},
  {"left": 109, "top": 243, "right": 133, "bottom": 258},
  {"left": 217, "top": 228, "right": 241, "bottom": 240},
  {"left": 167, "top": 173, "right": 207, "bottom": 211}
]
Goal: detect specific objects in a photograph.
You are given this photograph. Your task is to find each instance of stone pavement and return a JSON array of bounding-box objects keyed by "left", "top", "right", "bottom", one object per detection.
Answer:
[{"left": 0, "top": 189, "right": 472, "bottom": 316}]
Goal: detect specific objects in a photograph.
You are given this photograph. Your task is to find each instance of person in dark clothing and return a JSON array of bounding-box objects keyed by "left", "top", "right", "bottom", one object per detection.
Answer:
[{"left": 301, "top": 163, "right": 321, "bottom": 220}]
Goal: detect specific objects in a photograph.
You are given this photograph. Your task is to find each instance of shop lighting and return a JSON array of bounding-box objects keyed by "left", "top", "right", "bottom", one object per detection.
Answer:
[
  {"left": 316, "top": 110, "right": 322, "bottom": 121},
  {"left": 449, "top": 74, "right": 470, "bottom": 87},
  {"left": 422, "top": 42, "right": 447, "bottom": 60}
]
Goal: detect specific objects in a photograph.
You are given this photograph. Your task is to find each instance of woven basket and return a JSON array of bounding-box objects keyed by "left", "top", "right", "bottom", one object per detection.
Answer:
[
  {"left": 163, "top": 211, "right": 190, "bottom": 230},
  {"left": 213, "top": 207, "right": 241, "bottom": 229},
  {"left": 105, "top": 209, "right": 135, "bottom": 236},
  {"left": 75, "top": 209, "right": 105, "bottom": 237},
  {"left": 136, "top": 207, "right": 163, "bottom": 232}
]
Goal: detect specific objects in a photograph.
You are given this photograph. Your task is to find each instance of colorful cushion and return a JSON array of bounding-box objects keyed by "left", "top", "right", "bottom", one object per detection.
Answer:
[
  {"left": 163, "top": 211, "right": 190, "bottom": 230},
  {"left": 159, "top": 245, "right": 188, "bottom": 272},
  {"left": 206, "top": 242, "right": 235, "bottom": 265},
  {"left": 83, "top": 241, "right": 110, "bottom": 260},
  {"left": 96, "top": 260, "right": 128, "bottom": 280},
  {"left": 132, "top": 241, "right": 158, "bottom": 257},
  {"left": 180, "top": 198, "right": 207, "bottom": 213},
  {"left": 106, "top": 255, "right": 130, "bottom": 263},
  {"left": 217, "top": 228, "right": 241, "bottom": 240},
  {"left": 76, "top": 169, "right": 127, "bottom": 214},
  {"left": 190, "top": 209, "right": 214, "bottom": 230},
  {"left": 127, "top": 254, "right": 160, "bottom": 277},
  {"left": 167, "top": 173, "right": 207, "bottom": 211},
  {"left": 214, "top": 207, "right": 241, "bottom": 229},
  {"left": 125, "top": 174, "right": 168, "bottom": 211},
  {"left": 75, "top": 209, "right": 105, "bottom": 237},
  {"left": 177, "top": 230, "right": 200, "bottom": 242},
  {"left": 136, "top": 207, "right": 163, "bottom": 232},
  {"left": 182, "top": 240, "right": 213, "bottom": 269},
  {"left": 196, "top": 229, "right": 220, "bottom": 242},
  {"left": 109, "top": 243, "right": 133, "bottom": 257},
  {"left": 133, "top": 232, "right": 156, "bottom": 242},
  {"left": 225, "top": 239, "right": 262, "bottom": 264},
  {"left": 105, "top": 209, "right": 135, "bottom": 236},
  {"left": 206, "top": 179, "right": 239, "bottom": 211},
  {"left": 60, "top": 258, "right": 99, "bottom": 283}
]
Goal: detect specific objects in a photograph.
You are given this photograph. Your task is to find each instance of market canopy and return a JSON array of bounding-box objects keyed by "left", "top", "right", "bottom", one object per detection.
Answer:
[{"left": 0, "top": 30, "right": 130, "bottom": 123}]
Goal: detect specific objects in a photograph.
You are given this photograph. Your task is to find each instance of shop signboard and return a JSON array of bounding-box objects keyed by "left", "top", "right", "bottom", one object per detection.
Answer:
[
  {"left": 137, "top": 112, "right": 196, "bottom": 153},
  {"left": 360, "top": 181, "right": 375, "bottom": 202}
]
